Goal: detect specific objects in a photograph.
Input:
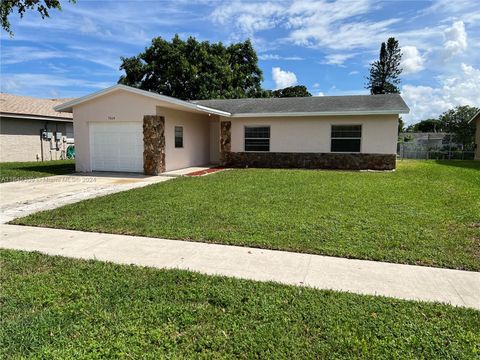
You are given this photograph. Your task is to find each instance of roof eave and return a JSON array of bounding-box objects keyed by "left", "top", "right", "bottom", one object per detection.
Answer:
[
  {"left": 229, "top": 109, "right": 409, "bottom": 118},
  {"left": 54, "top": 84, "right": 232, "bottom": 116},
  {"left": 0, "top": 112, "right": 73, "bottom": 122},
  {"left": 468, "top": 109, "right": 480, "bottom": 123}
]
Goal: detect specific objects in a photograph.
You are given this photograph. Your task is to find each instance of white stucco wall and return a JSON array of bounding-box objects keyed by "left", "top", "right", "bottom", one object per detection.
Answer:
[
  {"left": 72, "top": 90, "right": 158, "bottom": 172},
  {"left": 71, "top": 89, "right": 212, "bottom": 172},
  {"left": 157, "top": 106, "right": 211, "bottom": 171},
  {"left": 225, "top": 114, "right": 399, "bottom": 154}
]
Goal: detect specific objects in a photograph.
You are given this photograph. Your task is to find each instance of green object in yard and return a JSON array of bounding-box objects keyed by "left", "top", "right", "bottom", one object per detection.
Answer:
[{"left": 66, "top": 145, "right": 75, "bottom": 159}]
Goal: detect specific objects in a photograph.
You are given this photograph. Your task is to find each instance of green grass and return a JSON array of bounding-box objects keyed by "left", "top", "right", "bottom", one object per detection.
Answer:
[
  {"left": 1, "top": 249, "right": 478, "bottom": 359},
  {"left": 12, "top": 160, "right": 480, "bottom": 270},
  {"left": 0, "top": 160, "right": 75, "bottom": 183}
]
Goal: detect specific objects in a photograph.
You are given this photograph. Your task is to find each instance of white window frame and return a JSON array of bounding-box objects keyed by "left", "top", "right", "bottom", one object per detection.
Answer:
[
  {"left": 330, "top": 124, "right": 362, "bottom": 153},
  {"left": 244, "top": 125, "right": 271, "bottom": 152}
]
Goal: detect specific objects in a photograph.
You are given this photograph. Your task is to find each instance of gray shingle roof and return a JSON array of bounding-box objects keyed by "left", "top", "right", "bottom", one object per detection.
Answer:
[{"left": 193, "top": 94, "right": 409, "bottom": 115}]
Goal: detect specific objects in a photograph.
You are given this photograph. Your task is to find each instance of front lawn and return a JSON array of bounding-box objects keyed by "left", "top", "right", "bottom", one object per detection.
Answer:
[
  {"left": 1, "top": 250, "right": 478, "bottom": 358},
  {"left": 0, "top": 160, "right": 75, "bottom": 183},
  {"left": 13, "top": 160, "right": 480, "bottom": 270}
]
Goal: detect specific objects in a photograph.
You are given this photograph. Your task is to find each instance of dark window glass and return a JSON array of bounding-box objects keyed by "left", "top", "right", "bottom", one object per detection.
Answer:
[
  {"left": 331, "top": 125, "right": 362, "bottom": 138},
  {"left": 331, "top": 139, "right": 361, "bottom": 152},
  {"left": 331, "top": 125, "right": 361, "bottom": 152},
  {"left": 175, "top": 126, "right": 183, "bottom": 148},
  {"left": 245, "top": 126, "right": 270, "bottom": 152}
]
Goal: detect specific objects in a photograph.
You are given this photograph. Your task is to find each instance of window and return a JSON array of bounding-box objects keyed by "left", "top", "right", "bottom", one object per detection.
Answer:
[
  {"left": 175, "top": 126, "right": 183, "bottom": 148},
  {"left": 331, "top": 125, "right": 361, "bottom": 152},
  {"left": 245, "top": 126, "right": 270, "bottom": 152}
]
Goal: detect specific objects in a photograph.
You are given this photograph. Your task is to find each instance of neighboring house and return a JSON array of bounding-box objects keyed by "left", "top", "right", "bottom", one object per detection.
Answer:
[
  {"left": 397, "top": 132, "right": 459, "bottom": 159},
  {"left": 470, "top": 110, "right": 480, "bottom": 160},
  {"left": 0, "top": 93, "right": 74, "bottom": 162},
  {"left": 399, "top": 132, "right": 451, "bottom": 148},
  {"left": 55, "top": 84, "right": 409, "bottom": 173}
]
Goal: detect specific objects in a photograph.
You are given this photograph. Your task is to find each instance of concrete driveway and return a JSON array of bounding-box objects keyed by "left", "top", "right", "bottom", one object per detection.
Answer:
[{"left": 0, "top": 172, "right": 172, "bottom": 223}]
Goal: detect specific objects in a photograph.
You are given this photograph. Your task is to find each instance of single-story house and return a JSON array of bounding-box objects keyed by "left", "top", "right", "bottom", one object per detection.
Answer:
[
  {"left": 0, "top": 93, "right": 74, "bottom": 162},
  {"left": 470, "top": 110, "right": 480, "bottom": 160},
  {"left": 55, "top": 84, "right": 409, "bottom": 173}
]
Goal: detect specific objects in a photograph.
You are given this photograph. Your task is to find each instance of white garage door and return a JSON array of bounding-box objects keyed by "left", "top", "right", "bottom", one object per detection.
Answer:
[{"left": 90, "top": 122, "right": 143, "bottom": 173}]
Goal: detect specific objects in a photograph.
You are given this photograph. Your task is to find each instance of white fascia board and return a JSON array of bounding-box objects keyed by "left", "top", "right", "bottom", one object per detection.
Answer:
[
  {"left": 54, "top": 84, "right": 408, "bottom": 118},
  {"left": 195, "top": 105, "right": 231, "bottom": 116},
  {"left": 0, "top": 113, "right": 73, "bottom": 122},
  {"left": 230, "top": 109, "right": 409, "bottom": 118},
  {"left": 54, "top": 84, "right": 232, "bottom": 116}
]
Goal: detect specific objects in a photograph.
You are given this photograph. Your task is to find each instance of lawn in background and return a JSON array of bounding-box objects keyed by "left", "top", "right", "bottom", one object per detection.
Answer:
[
  {"left": 1, "top": 250, "right": 478, "bottom": 359},
  {"left": 0, "top": 160, "right": 75, "bottom": 183},
  {"left": 13, "top": 160, "right": 480, "bottom": 270}
]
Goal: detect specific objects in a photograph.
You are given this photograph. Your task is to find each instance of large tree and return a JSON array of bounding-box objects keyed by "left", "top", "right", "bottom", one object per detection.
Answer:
[
  {"left": 366, "top": 38, "right": 402, "bottom": 95},
  {"left": 1, "top": 0, "right": 74, "bottom": 35},
  {"left": 438, "top": 105, "right": 478, "bottom": 148},
  {"left": 119, "top": 35, "right": 263, "bottom": 100}
]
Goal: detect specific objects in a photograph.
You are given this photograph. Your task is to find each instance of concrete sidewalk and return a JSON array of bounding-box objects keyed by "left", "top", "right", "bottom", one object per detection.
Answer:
[{"left": 1, "top": 224, "right": 479, "bottom": 310}]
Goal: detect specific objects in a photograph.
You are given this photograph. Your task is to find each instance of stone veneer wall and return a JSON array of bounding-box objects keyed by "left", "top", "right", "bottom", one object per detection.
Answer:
[
  {"left": 223, "top": 152, "right": 396, "bottom": 170},
  {"left": 143, "top": 115, "right": 165, "bottom": 175},
  {"left": 220, "top": 121, "right": 231, "bottom": 164}
]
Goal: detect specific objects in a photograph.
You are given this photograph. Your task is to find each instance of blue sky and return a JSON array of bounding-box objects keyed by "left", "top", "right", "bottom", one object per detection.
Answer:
[{"left": 1, "top": 0, "right": 479, "bottom": 124}]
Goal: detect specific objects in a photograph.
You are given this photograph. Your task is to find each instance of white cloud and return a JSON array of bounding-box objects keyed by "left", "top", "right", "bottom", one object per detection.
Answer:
[
  {"left": 312, "top": 82, "right": 320, "bottom": 88},
  {"left": 323, "top": 53, "right": 356, "bottom": 66},
  {"left": 348, "top": 70, "right": 359, "bottom": 75},
  {"left": 258, "top": 53, "right": 303, "bottom": 60},
  {"left": 316, "top": 91, "right": 325, "bottom": 96},
  {"left": 0, "top": 73, "right": 112, "bottom": 98},
  {"left": 401, "top": 46, "right": 425, "bottom": 74},
  {"left": 422, "top": 0, "right": 480, "bottom": 25},
  {"left": 1, "top": 46, "right": 69, "bottom": 65},
  {"left": 211, "top": 2, "right": 283, "bottom": 34},
  {"left": 402, "top": 63, "right": 480, "bottom": 123},
  {"left": 272, "top": 67, "right": 297, "bottom": 89},
  {"left": 211, "top": 0, "right": 401, "bottom": 51},
  {"left": 443, "top": 20, "right": 467, "bottom": 55}
]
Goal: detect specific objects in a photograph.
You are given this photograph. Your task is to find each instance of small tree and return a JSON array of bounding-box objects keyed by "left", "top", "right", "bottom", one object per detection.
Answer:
[
  {"left": 398, "top": 117, "right": 405, "bottom": 134},
  {"left": 1, "top": 0, "right": 75, "bottom": 35},
  {"left": 366, "top": 38, "right": 402, "bottom": 94}
]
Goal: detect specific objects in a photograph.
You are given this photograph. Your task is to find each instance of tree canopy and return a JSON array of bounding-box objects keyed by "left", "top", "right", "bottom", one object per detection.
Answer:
[
  {"left": 119, "top": 35, "right": 313, "bottom": 100},
  {"left": 119, "top": 35, "right": 264, "bottom": 100},
  {"left": 1, "top": 0, "right": 75, "bottom": 35},
  {"left": 438, "top": 105, "right": 478, "bottom": 148},
  {"left": 406, "top": 105, "right": 478, "bottom": 148},
  {"left": 406, "top": 119, "right": 442, "bottom": 133},
  {"left": 266, "top": 85, "right": 312, "bottom": 98},
  {"left": 366, "top": 38, "right": 402, "bottom": 95}
]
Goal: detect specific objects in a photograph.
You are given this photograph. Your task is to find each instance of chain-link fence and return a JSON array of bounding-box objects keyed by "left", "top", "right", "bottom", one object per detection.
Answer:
[
  {"left": 397, "top": 132, "right": 475, "bottom": 160},
  {"left": 397, "top": 148, "right": 475, "bottom": 160}
]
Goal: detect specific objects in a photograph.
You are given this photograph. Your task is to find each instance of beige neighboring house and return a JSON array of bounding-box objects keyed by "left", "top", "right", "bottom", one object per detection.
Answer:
[
  {"left": 470, "top": 110, "right": 480, "bottom": 160},
  {"left": 55, "top": 84, "right": 409, "bottom": 174},
  {"left": 0, "top": 93, "right": 74, "bottom": 162}
]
